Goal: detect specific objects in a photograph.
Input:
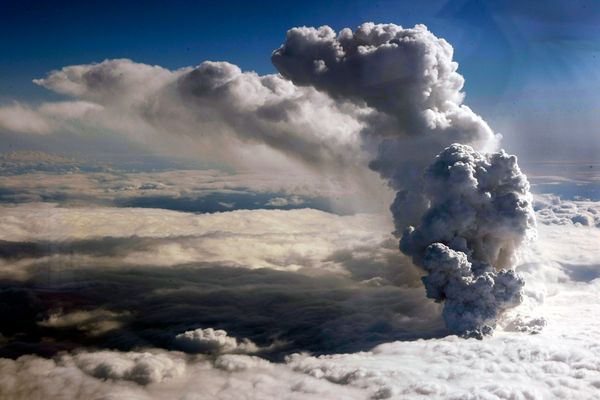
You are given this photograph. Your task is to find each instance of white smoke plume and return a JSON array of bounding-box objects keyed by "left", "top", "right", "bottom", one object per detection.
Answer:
[{"left": 273, "top": 24, "right": 535, "bottom": 335}]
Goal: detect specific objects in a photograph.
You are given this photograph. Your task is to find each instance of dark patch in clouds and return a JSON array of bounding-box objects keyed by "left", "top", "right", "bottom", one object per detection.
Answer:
[
  {"left": 0, "top": 237, "right": 152, "bottom": 261},
  {"left": 0, "top": 188, "right": 335, "bottom": 214},
  {"left": 115, "top": 192, "right": 335, "bottom": 214},
  {"left": 0, "top": 151, "right": 345, "bottom": 213},
  {"left": 0, "top": 262, "right": 444, "bottom": 361},
  {"left": 561, "top": 263, "right": 600, "bottom": 283}
]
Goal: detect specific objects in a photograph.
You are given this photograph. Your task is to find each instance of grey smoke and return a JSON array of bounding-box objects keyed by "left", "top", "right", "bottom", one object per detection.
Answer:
[
  {"left": 400, "top": 144, "right": 535, "bottom": 336},
  {"left": 273, "top": 24, "right": 535, "bottom": 335},
  {"left": 272, "top": 23, "right": 465, "bottom": 135},
  {"left": 272, "top": 22, "right": 499, "bottom": 229}
]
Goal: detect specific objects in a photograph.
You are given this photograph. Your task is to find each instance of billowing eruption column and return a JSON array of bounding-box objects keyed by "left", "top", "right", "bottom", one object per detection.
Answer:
[
  {"left": 273, "top": 23, "right": 536, "bottom": 336},
  {"left": 400, "top": 144, "right": 535, "bottom": 336},
  {"left": 273, "top": 23, "right": 499, "bottom": 231}
]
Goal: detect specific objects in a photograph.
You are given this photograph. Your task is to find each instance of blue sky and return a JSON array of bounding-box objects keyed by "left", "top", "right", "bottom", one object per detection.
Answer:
[{"left": 1, "top": 0, "right": 600, "bottom": 160}]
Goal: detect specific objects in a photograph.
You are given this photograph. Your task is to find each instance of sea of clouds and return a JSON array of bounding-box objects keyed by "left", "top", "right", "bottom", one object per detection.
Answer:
[
  {"left": 0, "top": 21, "right": 599, "bottom": 399},
  {"left": 0, "top": 195, "right": 599, "bottom": 399}
]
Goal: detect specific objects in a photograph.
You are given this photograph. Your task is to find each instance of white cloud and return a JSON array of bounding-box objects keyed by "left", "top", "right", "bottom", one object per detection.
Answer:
[
  {"left": 0, "top": 197, "right": 599, "bottom": 399},
  {"left": 266, "top": 195, "right": 305, "bottom": 207},
  {"left": 0, "top": 161, "right": 391, "bottom": 213},
  {"left": 0, "top": 204, "right": 395, "bottom": 275},
  {"left": 0, "top": 103, "right": 54, "bottom": 134},
  {"left": 33, "top": 59, "right": 173, "bottom": 103},
  {"left": 25, "top": 58, "right": 370, "bottom": 179},
  {"left": 287, "top": 326, "right": 600, "bottom": 399},
  {"left": 535, "top": 194, "right": 600, "bottom": 227},
  {"left": 72, "top": 350, "right": 186, "bottom": 385},
  {"left": 174, "top": 328, "right": 260, "bottom": 354},
  {"left": 38, "top": 309, "right": 129, "bottom": 336},
  {"left": 0, "top": 349, "right": 364, "bottom": 400}
]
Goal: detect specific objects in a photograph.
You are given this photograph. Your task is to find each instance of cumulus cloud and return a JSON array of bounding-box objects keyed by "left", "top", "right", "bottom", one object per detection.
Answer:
[
  {"left": 287, "top": 328, "right": 600, "bottom": 399},
  {"left": 9, "top": 55, "right": 385, "bottom": 215},
  {"left": 72, "top": 349, "right": 186, "bottom": 385},
  {"left": 33, "top": 59, "right": 173, "bottom": 103},
  {"left": 535, "top": 194, "right": 600, "bottom": 227},
  {"left": 174, "top": 328, "right": 260, "bottom": 354},
  {"left": 265, "top": 195, "right": 305, "bottom": 207},
  {"left": 0, "top": 349, "right": 365, "bottom": 400},
  {"left": 38, "top": 309, "right": 129, "bottom": 336}
]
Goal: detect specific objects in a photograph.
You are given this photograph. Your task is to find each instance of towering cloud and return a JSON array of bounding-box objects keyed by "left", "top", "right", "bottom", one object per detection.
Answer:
[
  {"left": 273, "top": 23, "right": 534, "bottom": 335},
  {"left": 400, "top": 144, "right": 535, "bottom": 336},
  {"left": 174, "top": 328, "right": 260, "bottom": 354},
  {"left": 272, "top": 23, "right": 499, "bottom": 228},
  {"left": 273, "top": 23, "right": 467, "bottom": 135}
]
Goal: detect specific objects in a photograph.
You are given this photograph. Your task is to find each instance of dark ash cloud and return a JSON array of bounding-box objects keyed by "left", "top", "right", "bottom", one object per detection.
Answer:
[{"left": 400, "top": 144, "right": 535, "bottom": 336}]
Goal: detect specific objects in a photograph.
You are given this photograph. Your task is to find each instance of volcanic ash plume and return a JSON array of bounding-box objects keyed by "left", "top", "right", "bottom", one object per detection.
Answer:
[
  {"left": 272, "top": 23, "right": 499, "bottom": 231},
  {"left": 272, "top": 23, "right": 536, "bottom": 336},
  {"left": 400, "top": 144, "right": 536, "bottom": 336},
  {"left": 17, "top": 23, "right": 537, "bottom": 337}
]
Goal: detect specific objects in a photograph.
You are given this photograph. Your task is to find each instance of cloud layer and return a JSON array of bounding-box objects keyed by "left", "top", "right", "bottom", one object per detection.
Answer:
[
  {"left": 0, "top": 150, "right": 391, "bottom": 214},
  {"left": 0, "top": 196, "right": 598, "bottom": 399},
  {"left": 0, "top": 205, "right": 442, "bottom": 359}
]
